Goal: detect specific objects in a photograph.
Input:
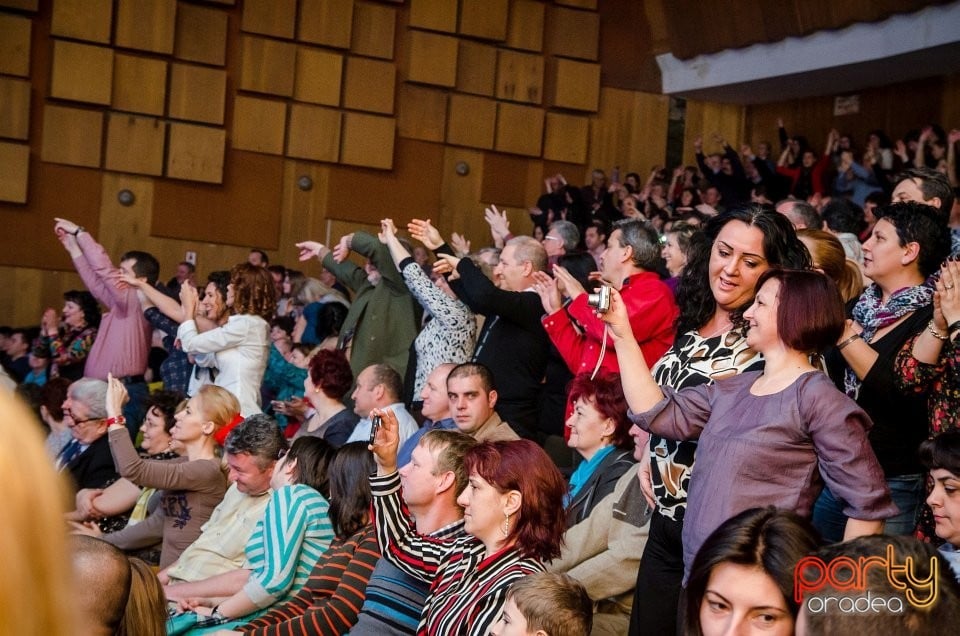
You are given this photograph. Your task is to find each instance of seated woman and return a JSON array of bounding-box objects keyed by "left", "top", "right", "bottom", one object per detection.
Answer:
[
  {"left": 684, "top": 507, "right": 821, "bottom": 636},
  {"left": 105, "top": 378, "right": 233, "bottom": 569},
  {"left": 548, "top": 373, "right": 649, "bottom": 635},
  {"left": 563, "top": 373, "right": 636, "bottom": 526},
  {"left": 660, "top": 221, "right": 703, "bottom": 297},
  {"left": 212, "top": 442, "right": 380, "bottom": 636},
  {"left": 370, "top": 410, "right": 567, "bottom": 636},
  {"left": 37, "top": 289, "right": 100, "bottom": 381},
  {"left": 291, "top": 349, "right": 358, "bottom": 448},
  {"left": 68, "top": 390, "right": 182, "bottom": 562},
  {"left": 797, "top": 229, "right": 864, "bottom": 303},
  {"left": 178, "top": 264, "right": 276, "bottom": 416},
  {"left": 606, "top": 269, "right": 896, "bottom": 579},
  {"left": 171, "top": 437, "right": 337, "bottom": 633}
]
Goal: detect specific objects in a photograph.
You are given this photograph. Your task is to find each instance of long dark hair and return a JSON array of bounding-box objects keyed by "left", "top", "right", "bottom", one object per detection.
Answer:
[
  {"left": 327, "top": 442, "right": 375, "bottom": 539},
  {"left": 285, "top": 437, "right": 337, "bottom": 500},
  {"left": 675, "top": 206, "right": 810, "bottom": 335}
]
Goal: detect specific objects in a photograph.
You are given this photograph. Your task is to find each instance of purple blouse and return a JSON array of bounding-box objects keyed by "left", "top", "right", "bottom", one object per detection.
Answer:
[{"left": 629, "top": 370, "right": 896, "bottom": 579}]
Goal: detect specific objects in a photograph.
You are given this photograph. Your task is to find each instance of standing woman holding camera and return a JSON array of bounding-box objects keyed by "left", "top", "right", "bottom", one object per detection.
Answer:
[{"left": 621, "top": 207, "right": 811, "bottom": 636}]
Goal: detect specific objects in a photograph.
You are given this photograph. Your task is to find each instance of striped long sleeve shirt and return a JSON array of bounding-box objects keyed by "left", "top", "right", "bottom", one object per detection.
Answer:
[
  {"left": 239, "top": 525, "right": 380, "bottom": 635},
  {"left": 242, "top": 484, "right": 334, "bottom": 609},
  {"left": 371, "top": 472, "right": 544, "bottom": 636}
]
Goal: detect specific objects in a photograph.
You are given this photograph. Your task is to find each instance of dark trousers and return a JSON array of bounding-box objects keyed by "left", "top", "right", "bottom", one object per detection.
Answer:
[{"left": 629, "top": 510, "right": 685, "bottom": 636}]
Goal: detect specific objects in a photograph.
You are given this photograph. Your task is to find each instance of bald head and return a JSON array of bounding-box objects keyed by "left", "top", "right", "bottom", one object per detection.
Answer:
[
  {"left": 71, "top": 536, "right": 131, "bottom": 636},
  {"left": 420, "top": 363, "right": 456, "bottom": 422}
]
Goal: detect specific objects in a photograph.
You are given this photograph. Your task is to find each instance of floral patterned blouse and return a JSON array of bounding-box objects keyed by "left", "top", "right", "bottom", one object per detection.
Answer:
[
  {"left": 894, "top": 334, "right": 960, "bottom": 435},
  {"left": 38, "top": 325, "right": 98, "bottom": 381}
]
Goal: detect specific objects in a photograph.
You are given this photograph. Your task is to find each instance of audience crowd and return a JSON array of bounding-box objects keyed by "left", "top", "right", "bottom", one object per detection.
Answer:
[{"left": 6, "top": 119, "right": 960, "bottom": 636}]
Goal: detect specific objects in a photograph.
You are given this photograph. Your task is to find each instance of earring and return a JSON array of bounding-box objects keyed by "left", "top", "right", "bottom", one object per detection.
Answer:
[{"left": 501, "top": 512, "right": 511, "bottom": 537}]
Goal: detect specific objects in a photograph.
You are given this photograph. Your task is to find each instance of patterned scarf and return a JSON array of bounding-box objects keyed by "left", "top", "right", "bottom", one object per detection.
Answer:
[{"left": 844, "top": 282, "right": 932, "bottom": 398}]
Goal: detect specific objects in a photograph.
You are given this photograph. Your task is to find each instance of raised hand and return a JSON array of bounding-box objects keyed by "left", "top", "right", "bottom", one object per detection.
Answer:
[
  {"left": 407, "top": 219, "right": 444, "bottom": 250},
  {"left": 41, "top": 308, "right": 59, "bottom": 336},
  {"left": 296, "top": 241, "right": 325, "bottom": 262},
  {"left": 552, "top": 264, "right": 587, "bottom": 300},
  {"left": 53, "top": 217, "right": 80, "bottom": 235},
  {"left": 379, "top": 218, "right": 398, "bottom": 244},
  {"left": 369, "top": 407, "right": 401, "bottom": 474},
  {"left": 532, "top": 271, "right": 561, "bottom": 314},
  {"left": 596, "top": 287, "right": 631, "bottom": 340},
  {"left": 179, "top": 280, "right": 200, "bottom": 321},
  {"left": 332, "top": 234, "right": 353, "bottom": 263},
  {"left": 449, "top": 232, "right": 471, "bottom": 257},
  {"left": 484, "top": 205, "right": 510, "bottom": 239},
  {"left": 105, "top": 373, "right": 130, "bottom": 420},
  {"left": 432, "top": 253, "right": 461, "bottom": 281},
  {"left": 949, "top": 129, "right": 960, "bottom": 145}
]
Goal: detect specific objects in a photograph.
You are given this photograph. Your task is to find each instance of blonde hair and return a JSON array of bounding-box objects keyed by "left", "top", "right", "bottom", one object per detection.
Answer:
[
  {"left": 798, "top": 229, "right": 864, "bottom": 303},
  {"left": 195, "top": 385, "right": 240, "bottom": 430},
  {"left": 0, "top": 390, "right": 75, "bottom": 635}
]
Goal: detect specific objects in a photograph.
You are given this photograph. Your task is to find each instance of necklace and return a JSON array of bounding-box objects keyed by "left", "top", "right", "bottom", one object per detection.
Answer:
[{"left": 699, "top": 317, "right": 734, "bottom": 339}]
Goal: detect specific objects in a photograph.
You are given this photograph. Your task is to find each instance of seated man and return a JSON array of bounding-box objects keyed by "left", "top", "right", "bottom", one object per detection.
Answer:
[
  {"left": 71, "top": 535, "right": 132, "bottom": 636},
  {"left": 345, "top": 363, "right": 419, "bottom": 447},
  {"left": 397, "top": 362, "right": 457, "bottom": 468},
  {"left": 446, "top": 363, "right": 518, "bottom": 443},
  {"left": 57, "top": 378, "right": 119, "bottom": 493},
  {"left": 351, "top": 429, "right": 474, "bottom": 635},
  {"left": 161, "top": 415, "right": 285, "bottom": 596}
]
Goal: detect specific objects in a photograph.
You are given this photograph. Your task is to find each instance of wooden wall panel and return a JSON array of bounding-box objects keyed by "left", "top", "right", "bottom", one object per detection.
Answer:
[
  {"left": 481, "top": 152, "right": 529, "bottom": 207},
  {"left": 543, "top": 113, "right": 589, "bottom": 164},
  {"left": 0, "top": 142, "right": 29, "bottom": 203},
  {"left": 51, "top": 0, "right": 113, "bottom": 44},
  {"left": 340, "top": 112, "right": 396, "bottom": 169},
  {"left": 295, "top": 47, "right": 343, "bottom": 106},
  {"left": 41, "top": 105, "right": 103, "bottom": 168},
  {"left": 115, "top": 0, "right": 177, "bottom": 54},
  {"left": 496, "top": 50, "right": 544, "bottom": 104},
  {"left": 343, "top": 57, "right": 396, "bottom": 114},
  {"left": 0, "top": 161, "right": 102, "bottom": 272},
  {"left": 327, "top": 138, "right": 444, "bottom": 224},
  {"left": 241, "top": 0, "right": 296, "bottom": 39},
  {"left": 105, "top": 113, "right": 167, "bottom": 176},
  {"left": 240, "top": 36, "right": 297, "bottom": 96},
  {"left": 50, "top": 41, "right": 114, "bottom": 105},
  {"left": 505, "top": 0, "right": 544, "bottom": 52},
  {"left": 409, "top": 0, "right": 458, "bottom": 33},
  {"left": 0, "top": 77, "right": 30, "bottom": 140},
  {"left": 112, "top": 54, "right": 167, "bottom": 116},
  {"left": 438, "top": 146, "right": 485, "bottom": 246},
  {"left": 152, "top": 151, "right": 284, "bottom": 248},
  {"left": 168, "top": 64, "right": 226, "bottom": 124},
  {"left": 495, "top": 102, "right": 544, "bottom": 157},
  {"left": 299, "top": 0, "right": 354, "bottom": 49},
  {"left": 447, "top": 94, "right": 496, "bottom": 150},
  {"left": 232, "top": 96, "right": 287, "bottom": 155},
  {"left": 588, "top": 88, "right": 670, "bottom": 181},
  {"left": 397, "top": 84, "right": 447, "bottom": 142},
  {"left": 0, "top": 14, "right": 31, "bottom": 77},
  {"left": 456, "top": 41, "right": 497, "bottom": 96},
  {"left": 555, "top": 0, "right": 597, "bottom": 8},
  {"left": 547, "top": 6, "right": 599, "bottom": 61},
  {"left": 0, "top": 0, "right": 38, "bottom": 9},
  {"left": 682, "top": 100, "right": 744, "bottom": 166},
  {"left": 459, "top": 0, "right": 508, "bottom": 40},
  {"left": 351, "top": 2, "right": 396, "bottom": 60},
  {"left": 287, "top": 104, "right": 341, "bottom": 162},
  {"left": 406, "top": 31, "right": 459, "bottom": 87},
  {"left": 549, "top": 58, "right": 600, "bottom": 111},
  {"left": 166, "top": 122, "right": 225, "bottom": 183},
  {"left": 175, "top": 2, "right": 228, "bottom": 66}
]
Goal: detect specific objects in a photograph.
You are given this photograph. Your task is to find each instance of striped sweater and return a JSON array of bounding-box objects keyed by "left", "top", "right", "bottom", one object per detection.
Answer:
[
  {"left": 371, "top": 472, "right": 544, "bottom": 636},
  {"left": 240, "top": 525, "right": 380, "bottom": 636}
]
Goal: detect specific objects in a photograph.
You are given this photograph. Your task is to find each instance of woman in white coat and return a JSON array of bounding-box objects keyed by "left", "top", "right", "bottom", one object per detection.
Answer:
[{"left": 178, "top": 264, "right": 276, "bottom": 416}]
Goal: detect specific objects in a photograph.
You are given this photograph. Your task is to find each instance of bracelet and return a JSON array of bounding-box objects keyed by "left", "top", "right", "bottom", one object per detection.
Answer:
[
  {"left": 948, "top": 320, "right": 960, "bottom": 335},
  {"left": 928, "top": 322, "right": 949, "bottom": 341},
  {"left": 837, "top": 333, "right": 861, "bottom": 350},
  {"left": 105, "top": 415, "right": 126, "bottom": 427},
  {"left": 72, "top": 226, "right": 84, "bottom": 236}
]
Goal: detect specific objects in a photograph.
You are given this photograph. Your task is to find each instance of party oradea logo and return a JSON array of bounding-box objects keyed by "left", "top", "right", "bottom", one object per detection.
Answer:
[{"left": 794, "top": 544, "right": 939, "bottom": 614}]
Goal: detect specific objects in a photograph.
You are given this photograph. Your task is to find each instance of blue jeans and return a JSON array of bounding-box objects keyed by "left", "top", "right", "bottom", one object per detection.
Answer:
[{"left": 812, "top": 475, "right": 923, "bottom": 542}]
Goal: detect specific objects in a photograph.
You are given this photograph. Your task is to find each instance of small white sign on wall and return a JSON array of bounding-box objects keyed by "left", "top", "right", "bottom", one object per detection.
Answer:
[
  {"left": 833, "top": 95, "right": 860, "bottom": 116},
  {"left": 185, "top": 251, "right": 197, "bottom": 265}
]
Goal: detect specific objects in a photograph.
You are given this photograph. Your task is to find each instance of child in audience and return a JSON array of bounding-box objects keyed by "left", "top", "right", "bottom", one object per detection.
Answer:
[{"left": 490, "top": 573, "right": 593, "bottom": 636}]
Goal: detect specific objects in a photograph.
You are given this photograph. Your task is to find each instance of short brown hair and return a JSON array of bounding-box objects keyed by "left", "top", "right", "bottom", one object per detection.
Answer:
[
  {"left": 419, "top": 429, "right": 477, "bottom": 496},
  {"left": 507, "top": 573, "right": 593, "bottom": 636},
  {"left": 755, "top": 269, "right": 844, "bottom": 354}
]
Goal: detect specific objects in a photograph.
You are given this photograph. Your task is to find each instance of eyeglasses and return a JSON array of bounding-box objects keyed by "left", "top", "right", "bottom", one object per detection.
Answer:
[
  {"left": 277, "top": 448, "right": 288, "bottom": 460},
  {"left": 71, "top": 416, "right": 104, "bottom": 426}
]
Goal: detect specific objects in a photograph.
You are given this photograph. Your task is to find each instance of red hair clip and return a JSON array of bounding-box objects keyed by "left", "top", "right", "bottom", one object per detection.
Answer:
[{"left": 215, "top": 413, "right": 244, "bottom": 446}]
